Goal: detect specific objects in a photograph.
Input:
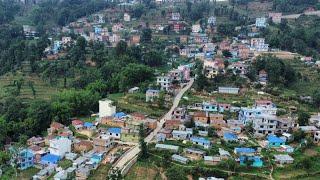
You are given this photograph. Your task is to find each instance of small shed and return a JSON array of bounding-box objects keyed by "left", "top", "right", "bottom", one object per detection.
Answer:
[
  {"left": 219, "top": 148, "right": 231, "bottom": 159},
  {"left": 279, "top": 145, "right": 294, "bottom": 153},
  {"left": 204, "top": 156, "right": 221, "bottom": 165},
  {"left": 274, "top": 154, "right": 294, "bottom": 165},
  {"left": 107, "top": 127, "right": 121, "bottom": 139},
  {"left": 172, "top": 154, "right": 189, "bottom": 164},
  {"left": 155, "top": 144, "right": 179, "bottom": 152},
  {"left": 185, "top": 148, "right": 206, "bottom": 158},
  {"left": 128, "top": 87, "right": 139, "bottom": 93},
  {"left": 267, "top": 135, "right": 285, "bottom": 147},
  {"left": 223, "top": 132, "right": 238, "bottom": 142}
]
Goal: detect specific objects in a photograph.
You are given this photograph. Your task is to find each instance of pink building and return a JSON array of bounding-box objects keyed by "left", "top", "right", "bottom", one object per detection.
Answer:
[
  {"left": 178, "top": 65, "right": 191, "bottom": 81},
  {"left": 268, "top": 13, "right": 282, "bottom": 24}
]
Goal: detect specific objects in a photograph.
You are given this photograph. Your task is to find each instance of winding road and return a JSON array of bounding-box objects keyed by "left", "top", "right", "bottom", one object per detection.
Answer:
[{"left": 112, "top": 78, "right": 195, "bottom": 174}]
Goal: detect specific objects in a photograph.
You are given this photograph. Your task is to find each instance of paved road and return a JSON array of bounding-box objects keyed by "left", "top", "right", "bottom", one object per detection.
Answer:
[
  {"left": 282, "top": 10, "right": 320, "bottom": 19},
  {"left": 112, "top": 78, "right": 195, "bottom": 172}
]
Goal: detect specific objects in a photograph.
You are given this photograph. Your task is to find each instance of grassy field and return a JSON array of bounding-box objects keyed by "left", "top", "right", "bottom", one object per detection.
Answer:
[
  {"left": 180, "top": 89, "right": 256, "bottom": 107},
  {"left": 0, "top": 167, "right": 39, "bottom": 180},
  {"left": 272, "top": 146, "right": 320, "bottom": 179},
  {"left": 108, "top": 92, "right": 168, "bottom": 118},
  {"left": 88, "top": 164, "right": 112, "bottom": 180},
  {"left": 286, "top": 59, "right": 320, "bottom": 96},
  {"left": 0, "top": 72, "right": 65, "bottom": 101},
  {"left": 58, "top": 159, "right": 73, "bottom": 169},
  {"left": 125, "top": 160, "right": 161, "bottom": 180}
]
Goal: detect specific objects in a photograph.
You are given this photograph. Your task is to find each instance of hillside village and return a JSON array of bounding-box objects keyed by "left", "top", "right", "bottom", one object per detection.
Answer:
[{"left": 1, "top": 0, "right": 320, "bottom": 180}]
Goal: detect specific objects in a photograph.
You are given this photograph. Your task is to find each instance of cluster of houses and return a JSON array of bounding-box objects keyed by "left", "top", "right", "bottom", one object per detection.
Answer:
[
  {"left": 145, "top": 64, "right": 192, "bottom": 102},
  {"left": 155, "top": 133, "right": 295, "bottom": 167},
  {"left": 61, "top": 9, "right": 142, "bottom": 47},
  {"left": 8, "top": 97, "right": 157, "bottom": 179},
  {"left": 154, "top": 97, "right": 320, "bottom": 168}
]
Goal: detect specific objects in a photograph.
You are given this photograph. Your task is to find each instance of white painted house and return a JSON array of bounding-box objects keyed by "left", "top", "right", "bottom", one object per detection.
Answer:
[
  {"left": 49, "top": 137, "right": 72, "bottom": 158},
  {"left": 99, "top": 99, "right": 116, "bottom": 118}
]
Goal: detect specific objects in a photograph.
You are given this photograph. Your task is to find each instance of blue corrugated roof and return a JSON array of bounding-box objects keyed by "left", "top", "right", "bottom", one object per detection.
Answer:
[
  {"left": 108, "top": 127, "right": 121, "bottom": 134},
  {"left": 155, "top": 144, "right": 179, "bottom": 151},
  {"left": 191, "top": 137, "right": 210, "bottom": 144},
  {"left": 224, "top": 132, "right": 238, "bottom": 140},
  {"left": 235, "top": 147, "right": 256, "bottom": 154},
  {"left": 268, "top": 135, "right": 285, "bottom": 143},
  {"left": 84, "top": 122, "right": 93, "bottom": 128},
  {"left": 146, "top": 89, "right": 159, "bottom": 93},
  {"left": 113, "top": 112, "right": 127, "bottom": 118},
  {"left": 91, "top": 153, "right": 103, "bottom": 159},
  {"left": 240, "top": 156, "right": 262, "bottom": 162},
  {"left": 41, "top": 154, "right": 60, "bottom": 164}
]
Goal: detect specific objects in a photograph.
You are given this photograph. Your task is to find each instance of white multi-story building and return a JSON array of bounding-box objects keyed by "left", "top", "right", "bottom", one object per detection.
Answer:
[
  {"left": 192, "top": 24, "right": 202, "bottom": 33},
  {"left": 61, "top": 37, "right": 72, "bottom": 45},
  {"left": 208, "top": 16, "right": 216, "bottom": 26},
  {"left": 99, "top": 99, "right": 116, "bottom": 118},
  {"left": 124, "top": 13, "right": 131, "bottom": 22},
  {"left": 314, "top": 131, "right": 320, "bottom": 144},
  {"left": 238, "top": 107, "right": 263, "bottom": 125},
  {"left": 255, "top": 17, "right": 267, "bottom": 28},
  {"left": 49, "top": 137, "right": 71, "bottom": 158},
  {"left": 93, "top": 134, "right": 115, "bottom": 152},
  {"left": 171, "top": 12, "right": 180, "bottom": 21},
  {"left": 253, "top": 114, "right": 278, "bottom": 137},
  {"left": 310, "top": 113, "right": 320, "bottom": 128},
  {"left": 250, "top": 38, "right": 269, "bottom": 52},
  {"left": 157, "top": 76, "right": 172, "bottom": 91},
  {"left": 96, "top": 14, "right": 105, "bottom": 24}
]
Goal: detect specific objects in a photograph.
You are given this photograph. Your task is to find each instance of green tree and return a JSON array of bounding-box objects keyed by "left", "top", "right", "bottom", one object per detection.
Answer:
[
  {"left": 86, "top": 80, "right": 108, "bottom": 97},
  {"left": 0, "top": 150, "right": 10, "bottom": 165},
  {"left": 107, "top": 167, "right": 122, "bottom": 180},
  {"left": 208, "top": 127, "right": 215, "bottom": 137},
  {"left": 143, "top": 51, "right": 164, "bottom": 67},
  {"left": 293, "top": 129, "right": 305, "bottom": 142},
  {"left": 166, "top": 166, "right": 187, "bottom": 180},
  {"left": 27, "top": 100, "right": 52, "bottom": 134},
  {"left": 115, "top": 40, "right": 128, "bottom": 56},
  {"left": 222, "top": 50, "right": 232, "bottom": 58},
  {"left": 295, "top": 157, "right": 312, "bottom": 169},
  {"left": 28, "top": 81, "right": 36, "bottom": 98},
  {"left": 313, "top": 90, "right": 320, "bottom": 108},
  {"left": 162, "top": 152, "right": 171, "bottom": 167},
  {"left": 117, "top": 63, "right": 154, "bottom": 92},
  {"left": 141, "top": 28, "right": 152, "bottom": 43},
  {"left": 244, "top": 122, "right": 254, "bottom": 135},
  {"left": 157, "top": 91, "right": 165, "bottom": 108},
  {"left": 139, "top": 123, "right": 148, "bottom": 159},
  {"left": 298, "top": 111, "right": 310, "bottom": 126}
]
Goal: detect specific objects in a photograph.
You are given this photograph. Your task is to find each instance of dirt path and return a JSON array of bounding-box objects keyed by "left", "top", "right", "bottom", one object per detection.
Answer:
[
  {"left": 112, "top": 79, "right": 195, "bottom": 175},
  {"left": 148, "top": 152, "right": 270, "bottom": 179}
]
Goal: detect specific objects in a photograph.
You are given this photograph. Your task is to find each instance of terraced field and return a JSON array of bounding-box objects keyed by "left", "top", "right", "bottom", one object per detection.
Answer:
[{"left": 0, "top": 72, "right": 64, "bottom": 101}]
